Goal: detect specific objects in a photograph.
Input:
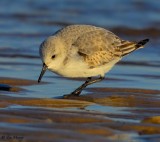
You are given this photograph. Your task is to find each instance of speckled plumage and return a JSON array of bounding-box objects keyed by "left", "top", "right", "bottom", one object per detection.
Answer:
[
  {"left": 38, "top": 24, "right": 149, "bottom": 96},
  {"left": 39, "top": 24, "right": 149, "bottom": 78}
]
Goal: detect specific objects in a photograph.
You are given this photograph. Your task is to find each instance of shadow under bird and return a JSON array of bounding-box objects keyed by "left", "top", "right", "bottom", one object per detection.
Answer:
[{"left": 38, "top": 24, "right": 149, "bottom": 96}]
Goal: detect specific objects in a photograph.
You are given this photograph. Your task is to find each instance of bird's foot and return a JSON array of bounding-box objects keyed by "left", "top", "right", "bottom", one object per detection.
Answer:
[
  {"left": 63, "top": 90, "right": 81, "bottom": 98},
  {"left": 70, "top": 89, "right": 82, "bottom": 96}
]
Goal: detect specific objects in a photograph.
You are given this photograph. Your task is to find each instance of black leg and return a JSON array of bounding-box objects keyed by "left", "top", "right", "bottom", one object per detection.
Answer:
[{"left": 70, "top": 76, "right": 104, "bottom": 96}]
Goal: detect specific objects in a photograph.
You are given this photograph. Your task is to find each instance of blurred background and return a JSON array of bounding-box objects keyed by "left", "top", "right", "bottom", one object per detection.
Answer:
[
  {"left": 0, "top": 0, "right": 159, "bottom": 98},
  {"left": 0, "top": 2, "right": 159, "bottom": 141}
]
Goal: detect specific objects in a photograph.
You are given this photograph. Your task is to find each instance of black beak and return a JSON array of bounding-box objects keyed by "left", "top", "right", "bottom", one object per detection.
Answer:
[{"left": 38, "top": 63, "right": 47, "bottom": 83}]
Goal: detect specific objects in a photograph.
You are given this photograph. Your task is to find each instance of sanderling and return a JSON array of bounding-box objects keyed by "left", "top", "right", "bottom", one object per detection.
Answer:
[{"left": 38, "top": 25, "right": 149, "bottom": 96}]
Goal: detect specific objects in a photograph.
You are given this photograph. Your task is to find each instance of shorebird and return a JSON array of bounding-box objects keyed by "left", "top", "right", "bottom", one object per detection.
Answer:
[{"left": 38, "top": 25, "right": 149, "bottom": 96}]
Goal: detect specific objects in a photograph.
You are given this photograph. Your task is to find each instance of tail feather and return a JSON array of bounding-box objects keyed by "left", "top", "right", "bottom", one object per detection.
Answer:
[
  {"left": 136, "top": 38, "right": 149, "bottom": 48},
  {"left": 119, "top": 38, "right": 149, "bottom": 56}
]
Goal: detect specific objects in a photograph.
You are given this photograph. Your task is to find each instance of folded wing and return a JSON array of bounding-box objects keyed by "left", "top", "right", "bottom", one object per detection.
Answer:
[{"left": 72, "top": 30, "right": 122, "bottom": 68}]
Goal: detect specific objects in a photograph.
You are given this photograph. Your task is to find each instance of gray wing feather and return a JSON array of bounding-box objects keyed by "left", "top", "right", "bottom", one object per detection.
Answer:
[{"left": 72, "top": 30, "right": 122, "bottom": 68}]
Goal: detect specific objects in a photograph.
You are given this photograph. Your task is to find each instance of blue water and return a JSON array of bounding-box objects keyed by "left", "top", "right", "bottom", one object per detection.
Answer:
[
  {"left": 0, "top": 2, "right": 160, "bottom": 142},
  {"left": 0, "top": 0, "right": 159, "bottom": 97},
  {"left": 0, "top": 0, "right": 159, "bottom": 54}
]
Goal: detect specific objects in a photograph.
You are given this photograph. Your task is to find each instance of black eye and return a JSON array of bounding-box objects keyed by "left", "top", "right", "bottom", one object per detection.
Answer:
[{"left": 51, "top": 55, "right": 56, "bottom": 59}]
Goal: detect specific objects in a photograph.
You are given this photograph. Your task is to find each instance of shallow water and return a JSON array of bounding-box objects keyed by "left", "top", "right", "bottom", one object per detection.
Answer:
[{"left": 0, "top": 0, "right": 160, "bottom": 142}]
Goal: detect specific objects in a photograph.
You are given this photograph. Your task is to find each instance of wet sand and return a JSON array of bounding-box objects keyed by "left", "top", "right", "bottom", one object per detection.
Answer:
[
  {"left": 0, "top": 77, "right": 160, "bottom": 142},
  {"left": 0, "top": 0, "right": 160, "bottom": 141},
  {"left": 0, "top": 26, "right": 159, "bottom": 142}
]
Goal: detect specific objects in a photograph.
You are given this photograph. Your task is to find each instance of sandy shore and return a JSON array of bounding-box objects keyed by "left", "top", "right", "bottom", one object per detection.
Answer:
[{"left": 0, "top": 77, "right": 160, "bottom": 142}]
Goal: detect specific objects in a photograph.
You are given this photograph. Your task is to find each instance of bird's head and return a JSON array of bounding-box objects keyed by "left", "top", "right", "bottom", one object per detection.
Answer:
[{"left": 38, "top": 36, "right": 65, "bottom": 83}]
